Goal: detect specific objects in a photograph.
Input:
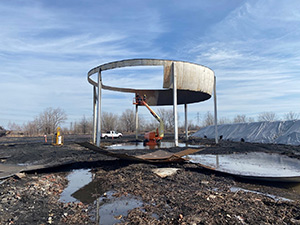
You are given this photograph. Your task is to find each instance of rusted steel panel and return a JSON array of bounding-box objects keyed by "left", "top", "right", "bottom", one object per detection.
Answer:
[
  {"left": 88, "top": 59, "right": 214, "bottom": 106},
  {"left": 162, "top": 61, "right": 214, "bottom": 95},
  {"left": 78, "top": 142, "right": 203, "bottom": 163},
  {"left": 173, "top": 148, "right": 203, "bottom": 157},
  {"left": 163, "top": 61, "right": 173, "bottom": 88}
]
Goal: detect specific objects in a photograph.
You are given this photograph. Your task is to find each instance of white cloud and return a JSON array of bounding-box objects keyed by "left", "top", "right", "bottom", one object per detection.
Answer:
[
  {"left": 1, "top": 0, "right": 300, "bottom": 128},
  {"left": 185, "top": 0, "right": 300, "bottom": 122}
]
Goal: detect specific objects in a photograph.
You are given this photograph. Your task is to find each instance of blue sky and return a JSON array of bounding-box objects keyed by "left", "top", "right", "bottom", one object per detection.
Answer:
[{"left": 1, "top": 0, "right": 300, "bottom": 128}]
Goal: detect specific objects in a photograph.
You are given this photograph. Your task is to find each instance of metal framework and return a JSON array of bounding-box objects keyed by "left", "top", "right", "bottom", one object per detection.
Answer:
[{"left": 87, "top": 59, "right": 218, "bottom": 146}]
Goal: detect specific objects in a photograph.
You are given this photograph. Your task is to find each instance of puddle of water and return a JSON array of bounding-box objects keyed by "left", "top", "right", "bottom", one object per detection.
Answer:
[
  {"left": 107, "top": 142, "right": 202, "bottom": 150},
  {"left": 93, "top": 191, "right": 144, "bottom": 225},
  {"left": 60, "top": 169, "right": 92, "bottom": 202},
  {"left": 59, "top": 170, "right": 150, "bottom": 224},
  {"left": 186, "top": 152, "right": 300, "bottom": 180},
  {"left": 72, "top": 177, "right": 111, "bottom": 204},
  {"left": 230, "top": 186, "right": 292, "bottom": 202}
]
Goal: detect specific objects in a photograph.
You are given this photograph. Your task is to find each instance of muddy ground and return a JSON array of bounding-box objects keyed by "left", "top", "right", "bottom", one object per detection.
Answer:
[{"left": 0, "top": 135, "right": 300, "bottom": 224}]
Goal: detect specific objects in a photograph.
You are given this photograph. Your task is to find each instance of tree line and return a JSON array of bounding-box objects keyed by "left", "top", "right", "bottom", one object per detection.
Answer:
[
  {"left": 66, "top": 108, "right": 178, "bottom": 135},
  {"left": 8, "top": 107, "right": 67, "bottom": 136},
  {"left": 202, "top": 111, "right": 299, "bottom": 127},
  {"left": 6, "top": 107, "right": 300, "bottom": 136}
]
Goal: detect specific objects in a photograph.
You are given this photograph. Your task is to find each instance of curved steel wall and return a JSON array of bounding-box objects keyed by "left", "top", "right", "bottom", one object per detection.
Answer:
[{"left": 88, "top": 59, "right": 214, "bottom": 106}]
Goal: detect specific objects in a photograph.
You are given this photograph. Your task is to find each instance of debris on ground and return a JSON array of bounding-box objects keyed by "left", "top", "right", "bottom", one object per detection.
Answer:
[
  {"left": 152, "top": 168, "right": 181, "bottom": 178},
  {"left": 0, "top": 173, "right": 91, "bottom": 224},
  {"left": 1, "top": 135, "right": 300, "bottom": 224}
]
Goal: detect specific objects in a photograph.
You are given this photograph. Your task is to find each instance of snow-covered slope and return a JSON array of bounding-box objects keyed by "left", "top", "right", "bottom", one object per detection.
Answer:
[{"left": 191, "top": 120, "right": 300, "bottom": 145}]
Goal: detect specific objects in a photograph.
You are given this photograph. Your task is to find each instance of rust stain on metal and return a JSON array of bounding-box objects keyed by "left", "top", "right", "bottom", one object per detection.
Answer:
[{"left": 88, "top": 59, "right": 215, "bottom": 106}]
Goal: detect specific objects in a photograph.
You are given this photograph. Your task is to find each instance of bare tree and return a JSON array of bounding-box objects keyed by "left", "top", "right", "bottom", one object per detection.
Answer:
[
  {"left": 120, "top": 109, "right": 135, "bottom": 132},
  {"left": 79, "top": 115, "right": 93, "bottom": 134},
  {"left": 7, "top": 121, "right": 22, "bottom": 132},
  {"left": 36, "top": 107, "right": 67, "bottom": 134},
  {"left": 248, "top": 117, "right": 255, "bottom": 123},
  {"left": 284, "top": 111, "right": 299, "bottom": 121},
  {"left": 233, "top": 114, "right": 247, "bottom": 123},
  {"left": 23, "top": 120, "right": 39, "bottom": 136},
  {"left": 136, "top": 115, "right": 147, "bottom": 132},
  {"left": 258, "top": 112, "right": 277, "bottom": 122},
  {"left": 101, "top": 112, "right": 119, "bottom": 131},
  {"left": 202, "top": 111, "right": 214, "bottom": 127},
  {"left": 218, "top": 117, "right": 231, "bottom": 125},
  {"left": 187, "top": 120, "right": 200, "bottom": 130},
  {"left": 157, "top": 108, "right": 177, "bottom": 131},
  {"left": 72, "top": 121, "right": 81, "bottom": 134},
  {"left": 145, "top": 118, "right": 159, "bottom": 130}
]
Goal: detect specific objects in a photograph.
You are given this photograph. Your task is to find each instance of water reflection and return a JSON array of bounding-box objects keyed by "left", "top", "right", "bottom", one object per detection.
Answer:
[
  {"left": 95, "top": 191, "right": 144, "bottom": 225},
  {"left": 60, "top": 169, "right": 92, "bottom": 202},
  {"left": 107, "top": 142, "right": 202, "bottom": 150},
  {"left": 72, "top": 177, "right": 110, "bottom": 204},
  {"left": 186, "top": 152, "right": 300, "bottom": 181},
  {"left": 60, "top": 169, "right": 146, "bottom": 224}
]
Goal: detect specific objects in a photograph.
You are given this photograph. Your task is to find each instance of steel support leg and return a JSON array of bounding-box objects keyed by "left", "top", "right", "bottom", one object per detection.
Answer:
[
  {"left": 93, "top": 86, "right": 97, "bottom": 144},
  {"left": 96, "top": 70, "right": 102, "bottom": 147},
  {"left": 173, "top": 63, "right": 178, "bottom": 146},
  {"left": 214, "top": 75, "right": 218, "bottom": 144},
  {"left": 135, "top": 104, "right": 139, "bottom": 140},
  {"left": 185, "top": 104, "right": 188, "bottom": 141}
]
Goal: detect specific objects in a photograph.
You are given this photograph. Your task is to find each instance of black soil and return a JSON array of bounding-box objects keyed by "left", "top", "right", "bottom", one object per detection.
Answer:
[{"left": 1, "top": 135, "right": 300, "bottom": 224}]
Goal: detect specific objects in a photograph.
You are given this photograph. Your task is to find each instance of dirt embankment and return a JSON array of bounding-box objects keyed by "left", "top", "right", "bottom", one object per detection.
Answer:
[{"left": 1, "top": 136, "right": 300, "bottom": 224}]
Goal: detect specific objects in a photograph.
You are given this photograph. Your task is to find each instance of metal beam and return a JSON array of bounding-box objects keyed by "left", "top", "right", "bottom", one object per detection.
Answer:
[
  {"left": 92, "top": 86, "right": 97, "bottom": 144},
  {"left": 135, "top": 104, "right": 139, "bottom": 140},
  {"left": 87, "top": 59, "right": 215, "bottom": 106},
  {"left": 173, "top": 63, "right": 178, "bottom": 146},
  {"left": 214, "top": 75, "right": 218, "bottom": 144},
  {"left": 185, "top": 104, "right": 188, "bottom": 141},
  {"left": 96, "top": 70, "right": 102, "bottom": 147}
]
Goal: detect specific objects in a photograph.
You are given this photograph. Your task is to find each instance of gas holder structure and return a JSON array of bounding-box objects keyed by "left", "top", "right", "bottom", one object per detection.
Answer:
[{"left": 87, "top": 59, "right": 218, "bottom": 147}]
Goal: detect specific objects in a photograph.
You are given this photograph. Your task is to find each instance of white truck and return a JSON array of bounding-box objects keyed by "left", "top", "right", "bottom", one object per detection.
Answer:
[{"left": 101, "top": 130, "right": 123, "bottom": 139}]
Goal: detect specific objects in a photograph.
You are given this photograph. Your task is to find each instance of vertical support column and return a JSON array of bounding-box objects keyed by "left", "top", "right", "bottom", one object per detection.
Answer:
[
  {"left": 96, "top": 69, "right": 102, "bottom": 147},
  {"left": 216, "top": 155, "right": 219, "bottom": 168},
  {"left": 135, "top": 104, "right": 139, "bottom": 140},
  {"left": 172, "top": 62, "right": 178, "bottom": 146},
  {"left": 184, "top": 104, "right": 188, "bottom": 141},
  {"left": 213, "top": 75, "right": 218, "bottom": 144},
  {"left": 96, "top": 198, "right": 100, "bottom": 224},
  {"left": 92, "top": 86, "right": 97, "bottom": 144}
]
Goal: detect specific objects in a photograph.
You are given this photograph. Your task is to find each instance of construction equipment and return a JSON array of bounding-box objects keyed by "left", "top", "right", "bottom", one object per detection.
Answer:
[
  {"left": 52, "top": 127, "right": 63, "bottom": 146},
  {"left": 134, "top": 94, "right": 164, "bottom": 146}
]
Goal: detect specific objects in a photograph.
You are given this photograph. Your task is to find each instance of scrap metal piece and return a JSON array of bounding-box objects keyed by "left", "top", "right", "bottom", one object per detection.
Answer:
[
  {"left": 78, "top": 142, "right": 203, "bottom": 163},
  {"left": 187, "top": 153, "right": 300, "bottom": 182},
  {"left": 0, "top": 164, "right": 48, "bottom": 179}
]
